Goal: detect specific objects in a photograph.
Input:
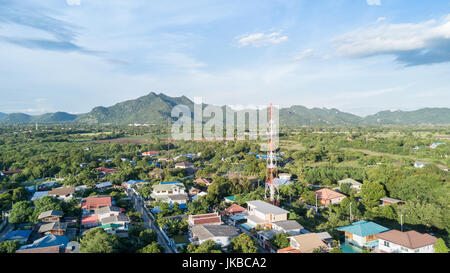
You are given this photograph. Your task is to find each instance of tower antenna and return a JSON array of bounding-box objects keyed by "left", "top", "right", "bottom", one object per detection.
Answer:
[{"left": 264, "top": 104, "right": 280, "bottom": 205}]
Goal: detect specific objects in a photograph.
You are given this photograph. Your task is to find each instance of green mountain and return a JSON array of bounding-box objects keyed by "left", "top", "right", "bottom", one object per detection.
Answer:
[
  {"left": 74, "top": 92, "right": 194, "bottom": 124},
  {"left": 1, "top": 92, "right": 449, "bottom": 126},
  {"left": 364, "top": 108, "right": 450, "bottom": 125},
  {"left": 280, "top": 105, "right": 364, "bottom": 126},
  {"left": 0, "top": 112, "right": 6, "bottom": 118},
  {"left": 0, "top": 112, "right": 77, "bottom": 124}
]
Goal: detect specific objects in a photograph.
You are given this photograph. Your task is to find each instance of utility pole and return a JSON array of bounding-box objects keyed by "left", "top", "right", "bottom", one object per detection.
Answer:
[
  {"left": 400, "top": 214, "right": 404, "bottom": 232},
  {"left": 349, "top": 202, "right": 353, "bottom": 222},
  {"left": 315, "top": 193, "right": 318, "bottom": 214}
]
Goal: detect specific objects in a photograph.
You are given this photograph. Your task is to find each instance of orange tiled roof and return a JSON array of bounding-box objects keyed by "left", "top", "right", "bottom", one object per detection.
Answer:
[
  {"left": 278, "top": 246, "right": 302, "bottom": 253},
  {"left": 225, "top": 204, "right": 246, "bottom": 214},
  {"left": 315, "top": 188, "right": 346, "bottom": 201},
  {"left": 376, "top": 230, "right": 437, "bottom": 249}
]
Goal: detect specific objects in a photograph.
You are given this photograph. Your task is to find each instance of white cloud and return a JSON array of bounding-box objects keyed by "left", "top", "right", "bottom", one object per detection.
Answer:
[
  {"left": 66, "top": 0, "right": 81, "bottom": 6},
  {"left": 332, "top": 14, "right": 450, "bottom": 65},
  {"left": 366, "top": 0, "right": 381, "bottom": 6},
  {"left": 293, "top": 49, "right": 314, "bottom": 61},
  {"left": 377, "top": 17, "right": 386, "bottom": 22},
  {"left": 236, "top": 32, "right": 288, "bottom": 47}
]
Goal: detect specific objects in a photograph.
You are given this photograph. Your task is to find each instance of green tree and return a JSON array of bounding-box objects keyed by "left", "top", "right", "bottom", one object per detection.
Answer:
[
  {"left": 80, "top": 228, "right": 118, "bottom": 253},
  {"left": 434, "top": 238, "right": 449, "bottom": 253},
  {"left": 140, "top": 242, "right": 163, "bottom": 253},
  {"left": 187, "top": 240, "right": 222, "bottom": 253},
  {"left": 230, "top": 234, "right": 259, "bottom": 253},
  {"left": 0, "top": 240, "right": 21, "bottom": 253},
  {"left": 269, "top": 233, "right": 290, "bottom": 250},
  {"left": 360, "top": 181, "right": 386, "bottom": 208},
  {"left": 329, "top": 247, "right": 343, "bottom": 253},
  {"left": 9, "top": 201, "right": 33, "bottom": 224},
  {"left": 139, "top": 229, "right": 157, "bottom": 246}
]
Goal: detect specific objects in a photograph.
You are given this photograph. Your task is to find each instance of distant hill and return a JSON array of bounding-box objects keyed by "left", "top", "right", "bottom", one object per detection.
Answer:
[
  {"left": 0, "top": 112, "right": 6, "bottom": 118},
  {"left": 280, "top": 105, "right": 364, "bottom": 126},
  {"left": 1, "top": 92, "right": 449, "bottom": 126},
  {"left": 0, "top": 112, "right": 77, "bottom": 124},
  {"left": 364, "top": 108, "right": 450, "bottom": 125}
]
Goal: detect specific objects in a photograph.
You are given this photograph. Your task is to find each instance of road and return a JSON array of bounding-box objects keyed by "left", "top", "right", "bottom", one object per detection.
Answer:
[{"left": 126, "top": 188, "right": 176, "bottom": 253}]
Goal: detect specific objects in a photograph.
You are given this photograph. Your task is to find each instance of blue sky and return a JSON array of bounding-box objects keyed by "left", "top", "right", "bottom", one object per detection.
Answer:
[{"left": 0, "top": 0, "right": 450, "bottom": 117}]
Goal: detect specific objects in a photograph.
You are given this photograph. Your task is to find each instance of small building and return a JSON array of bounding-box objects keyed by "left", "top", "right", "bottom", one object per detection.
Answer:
[
  {"left": 95, "top": 181, "right": 113, "bottom": 190},
  {"left": 96, "top": 167, "right": 117, "bottom": 174},
  {"left": 278, "top": 233, "right": 328, "bottom": 253},
  {"left": 123, "top": 180, "right": 149, "bottom": 189},
  {"left": 336, "top": 220, "right": 390, "bottom": 249},
  {"left": 38, "top": 210, "right": 63, "bottom": 223},
  {"left": 414, "top": 161, "right": 430, "bottom": 168},
  {"left": 191, "top": 224, "right": 239, "bottom": 247},
  {"left": 81, "top": 215, "right": 100, "bottom": 228},
  {"left": 222, "top": 204, "right": 247, "bottom": 216},
  {"left": 142, "top": 151, "right": 159, "bottom": 157},
  {"left": 271, "top": 220, "right": 304, "bottom": 235},
  {"left": 31, "top": 191, "right": 49, "bottom": 201},
  {"left": 1, "top": 230, "right": 32, "bottom": 243},
  {"left": 150, "top": 181, "right": 186, "bottom": 203},
  {"left": 380, "top": 197, "right": 405, "bottom": 206},
  {"left": 38, "top": 222, "right": 67, "bottom": 236},
  {"left": 81, "top": 196, "right": 113, "bottom": 211},
  {"left": 48, "top": 187, "right": 75, "bottom": 201},
  {"left": 168, "top": 194, "right": 189, "bottom": 205},
  {"left": 375, "top": 230, "right": 437, "bottom": 253},
  {"left": 94, "top": 206, "right": 123, "bottom": 220},
  {"left": 337, "top": 178, "right": 363, "bottom": 192},
  {"left": 278, "top": 173, "right": 292, "bottom": 181},
  {"left": 188, "top": 212, "right": 222, "bottom": 226},
  {"left": 100, "top": 214, "right": 130, "bottom": 236},
  {"left": 245, "top": 200, "right": 289, "bottom": 229},
  {"left": 430, "top": 142, "right": 445, "bottom": 149},
  {"left": 175, "top": 162, "right": 194, "bottom": 169},
  {"left": 194, "top": 177, "right": 212, "bottom": 186},
  {"left": 315, "top": 188, "right": 346, "bottom": 206},
  {"left": 16, "top": 235, "right": 72, "bottom": 253}
]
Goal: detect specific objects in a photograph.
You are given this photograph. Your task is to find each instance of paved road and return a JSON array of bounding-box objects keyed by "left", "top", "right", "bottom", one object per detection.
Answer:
[{"left": 127, "top": 189, "right": 175, "bottom": 253}]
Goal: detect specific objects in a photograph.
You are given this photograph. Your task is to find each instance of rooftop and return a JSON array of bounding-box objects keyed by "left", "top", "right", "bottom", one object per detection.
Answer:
[
  {"left": 315, "top": 188, "right": 346, "bottom": 200},
  {"left": 247, "top": 200, "right": 289, "bottom": 215},
  {"left": 38, "top": 210, "right": 63, "bottom": 220},
  {"left": 336, "top": 220, "right": 390, "bottom": 237},
  {"left": 192, "top": 224, "right": 239, "bottom": 241},
  {"left": 289, "top": 233, "right": 328, "bottom": 253},
  {"left": 376, "top": 230, "right": 437, "bottom": 249},
  {"left": 48, "top": 187, "right": 75, "bottom": 196},
  {"left": 272, "top": 220, "right": 304, "bottom": 231}
]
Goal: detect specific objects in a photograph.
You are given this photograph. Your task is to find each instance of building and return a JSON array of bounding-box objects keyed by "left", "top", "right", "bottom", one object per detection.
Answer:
[
  {"left": 81, "top": 196, "right": 113, "bottom": 211},
  {"left": 48, "top": 187, "right": 75, "bottom": 201},
  {"left": 38, "top": 210, "right": 63, "bottom": 223},
  {"left": 142, "top": 151, "right": 159, "bottom": 157},
  {"left": 380, "top": 197, "right": 405, "bottom": 206},
  {"left": 188, "top": 212, "right": 222, "bottom": 226},
  {"left": 175, "top": 162, "right": 194, "bottom": 169},
  {"left": 278, "top": 173, "right": 292, "bottom": 181},
  {"left": 31, "top": 191, "right": 49, "bottom": 201},
  {"left": 278, "top": 233, "right": 328, "bottom": 253},
  {"left": 94, "top": 206, "right": 123, "bottom": 220},
  {"left": 38, "top": 222, "right": 67, "bottom": 236},
  {"left": 95, "top": 181, "right": 113, "bottom": 190},
  {"left": 315, "top": 188, "right": 346, "bottom": 206},
  {"left": 123, "top": 180, "right": 149, "bottom": 189},
  {"left": 81, "top": 215, "right": 100, "bottom": 228},
  {"left": 222, "top": 204, "right": 247, "bottom": 216},
  {"left": 100, "top": 214, "right": 130, "bottom": 236},
  {"left": 414, "top": 161, "right": 430, "bottom": 168},
  {"left": 194, "top": 177, "right": 212, "bottom": 186},
  {"left": 150, "top": 181, "right": 187, "bottom": 203},
  {"left": 336, "top": 220, "right": 390, "bottom": 249},
  {"left": 16, "top": 235, "right": 73, "bottom": 253},
  {"left": 245, "top": 200, "right": 289, "bottom": 229},
  {"left": 271, "top": 220, "right": 304, "bottom": 235},
  {"left": 191, "top": 224, "right": 239, "bottom": 247},
  {"left": 96, "top": 167, "right": 117, "bottom": 174},
  {"left": 337, "top": 178, "right": 363, "bottom": 192},
  {"left": 430, "top": 142, "right": 445, "bottom": 149},
  {"left": 168, "top": 194, "right": 189, "bottom": 205},
  {"left": 1, "top": 230, "right": 32, "bottom": 243},
  {"left": 375, "top": 230, "right": 437, "bottom": 253}
]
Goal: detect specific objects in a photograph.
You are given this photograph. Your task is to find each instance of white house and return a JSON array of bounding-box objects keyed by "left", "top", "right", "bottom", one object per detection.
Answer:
[
  {"left": 375, "top": 230, "right": 437, "bottom": 253},
  {"left": 94, "top": 206, "right": 122, "bottom": 220},
  {"left": 191, "top": 224, "right": 239, "bottom": 247},
  {"left": 272, "top": 220, "right": 304, "bottom": 235},
  {"left": 337, "top": 178, "right": 363, "bottom": 192},
  {"left": 150, "top": 181, "right": 187, "bottom": 204},
  {"left": 245, "top": 200, "right": 289, "bottom": 228}
]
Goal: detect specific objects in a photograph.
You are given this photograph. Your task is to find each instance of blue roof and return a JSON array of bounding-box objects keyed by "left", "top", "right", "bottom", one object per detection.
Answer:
[
  {"left": 230, "top": 215, "right": 247, "bottom": 221},
  {"left": 19, "top": 235, "right": 69, "bottom": 250},
  {"left": 336, "top": 220, "right": 389, "bottom": 237},
  {"left": 126, "top": 180, "right": 148, "bottom": 185},
  {"left": 96, "top": 181, "right": 113, "bottom": 188},
  {"left": 224, "top": 195, "right": 235, "bottom": 201},
  {"left": 161, "top": 181, "right": 181, "bottom": 185},
  {"left": 2, "top": 230, "right": 32, "bottom": 241}
]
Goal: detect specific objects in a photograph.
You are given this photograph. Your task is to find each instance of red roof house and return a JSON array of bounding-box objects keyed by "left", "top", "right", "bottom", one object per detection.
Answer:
[
  {"left": 315, "top": 188, "right": 346, "bottom": 206},
  {"left": 142, "top": 151, "right": 159, "bottom": 157},
  {"left": 96, "top": 167, "right": 117, "bottom": 174},
  {"left": 82, "top": 196, "right": 113, "bottom": 210},
  {"left": 223, "top": 204, "right": 246, "bottom": 216}
]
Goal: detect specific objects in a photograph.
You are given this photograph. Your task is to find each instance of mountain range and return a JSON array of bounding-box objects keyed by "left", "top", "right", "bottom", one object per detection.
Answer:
[{"left": 0, "top": 92, "right": 449, "bottom": 126}]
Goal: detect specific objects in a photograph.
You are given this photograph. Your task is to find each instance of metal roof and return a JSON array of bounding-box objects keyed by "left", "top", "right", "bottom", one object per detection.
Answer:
[{"left": 247, "top": 200, "right": 289, "bottom": 215}]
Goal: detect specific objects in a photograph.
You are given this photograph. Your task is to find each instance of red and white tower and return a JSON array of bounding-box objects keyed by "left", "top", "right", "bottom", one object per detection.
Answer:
[{"left": 264, "top": 104, "right": 280, "bottom": 205}]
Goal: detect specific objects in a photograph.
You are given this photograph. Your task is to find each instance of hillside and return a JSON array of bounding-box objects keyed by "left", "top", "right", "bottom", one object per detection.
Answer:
[
  {"left": 280, "top": 105, "right": 364, "bottom": 126},
  {"left": 364, "top": 108, "right": 450, "bottom": 125},
  {"left": 0, "top": 112, "right": 77, "bottom": 124}
]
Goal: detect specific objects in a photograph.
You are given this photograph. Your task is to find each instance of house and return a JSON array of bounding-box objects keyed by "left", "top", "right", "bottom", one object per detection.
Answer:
[
  {"left": 150, "top": 181, "right": 186, "bottom": 203},
  {"left": 38, "top": 222, "right": 67, "bottom": 236},
  {"left": 142, "top": 151, "right": 159, "bottom": 157},
  {"left": 100, "top": 214, "right": 130, "bottom": 236},
  {"left": 168, "top": 194, "right": 189, "bottom": 205},
  {"left": 94, "top": 206, "right": 123, "bottom": 220},
  {"left": 245, "top": 200, "right": 289, "bottom": 229},
  {"left": 315, "top": 188, "right": 346, "bottom": 206},
  {"left": 315, "top": 232, "right": 333, "bottom": 246},
  {"left": 48, "top": 187, "right": 75, "bottom": 201},
  {"left": 188, "top": 212, "right": 222, "bottom": 226},
  {"left": 16, "top": 235, "right": 72, "bottom": 253},
  {"left": 95, "top": 181, "right": 113, "bottom": 190},
  {"left": 336, "top": 220, "right": 390, "bottom": 249},
  {"left": 271, "top": 220, "right": 304, "bottom": 235},
  {"left": 31, "top": 191, "right": 49, "bottom": 201},
  {"left": 96, "top": 167, "right": 117, "bottom": 174},
  {"left": 191, "top": 224, "right": 239, "bottom": 247},
  {"left": 81, "top": 196, "right": 113, "bottom": 210},
  {"left": 437, "top": 164, "right": 448, "bottom": 172},
  {"left": 337, "top": 178, "right": 363, "bottom": 192},
  {"left": 430, "top": 142, "right": 445, "bottom": 149},
  {"left": 188, "top": 187, "right": 202, "bottom": 196},
  {"left": 1, "top": 230, "right": 32, "bottom": 243},
  {"left": 278, "top": 173, "right": 292, "bottom": 181},
  {"left": 191, "top": 191, "right": 207, "bottom": 201},
  {"left": 380, "top": 197, "right": 405, "bottom": 206},
  {"left": 194, "top": 177, "right": 212, "bottom": 186},
  {"left": 278, "top": 233, "right": 328, "bottom": 253},
  {"left": 222, "top": 204, "right": 247, "bottom": 216},
  {"left": 75, "top": 185, "right": 89, "bottom": 192},
  {"left": 37, "top": 181, "right": 59, "bottom": 191},
  {"left": 375, "top": 230, "right": 437, "bottom": 253},
  {"left": 224, "top": 196, "right": 236, "bottom": 203},
  {"left": 38, "top": 210, "right": 63, "bottom": 223},
  {"left": 175, "top": 162, "right": 194, "bottom": 169},
  {"left": 414, "top": 161, "right": 430, "bottom": 168},
  {"left": 81, "top": 215, "right": 100, "bottom": 228},
  {"left": 123, "top": 180, "right": 148, "bottom": 189}
]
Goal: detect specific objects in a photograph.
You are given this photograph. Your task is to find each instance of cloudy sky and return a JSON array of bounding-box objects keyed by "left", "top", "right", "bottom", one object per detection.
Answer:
[{"left": 1, "top": 0, "right": 450, "bottom": 117}]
